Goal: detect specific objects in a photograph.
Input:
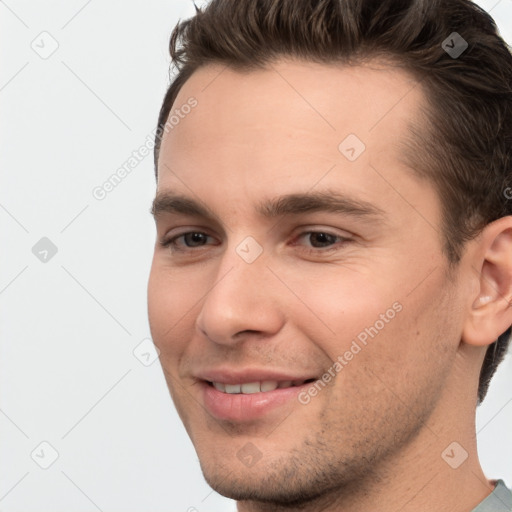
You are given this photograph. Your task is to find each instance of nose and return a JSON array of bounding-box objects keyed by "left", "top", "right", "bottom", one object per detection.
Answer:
[{"left": 195, "top": 242, "right": 285, "bottom": 346}]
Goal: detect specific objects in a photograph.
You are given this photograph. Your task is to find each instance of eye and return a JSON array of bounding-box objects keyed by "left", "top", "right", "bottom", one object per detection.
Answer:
[
  {"left": 160, "top": 229, "right": 351, "bottom": 255},
  {"left": 302, "top": 232, "right": 339, "bottom": 248},
  {"left": 161, "top": 231, "right": 215, "bottom": 251},
  {"left": 293, "top": 230, "right": 350, "bottom": 252}
]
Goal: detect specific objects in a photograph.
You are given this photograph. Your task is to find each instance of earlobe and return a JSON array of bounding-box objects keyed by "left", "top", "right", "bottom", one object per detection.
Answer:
[{"left": 462, "top": 217, "right": 512, "bottom": 348}]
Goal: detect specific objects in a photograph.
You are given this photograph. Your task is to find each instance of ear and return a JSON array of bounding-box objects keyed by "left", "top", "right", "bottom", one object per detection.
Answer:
[{"left": 462, "top": 216, "right": 512, "bottom": 347}]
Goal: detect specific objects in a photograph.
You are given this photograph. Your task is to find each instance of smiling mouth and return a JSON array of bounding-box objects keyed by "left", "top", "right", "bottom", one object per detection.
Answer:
[{"left": 207, "top": 379, "right": 317, "bottom": 394}]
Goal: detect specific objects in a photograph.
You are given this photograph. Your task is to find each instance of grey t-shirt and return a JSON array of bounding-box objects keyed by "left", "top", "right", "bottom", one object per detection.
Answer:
[{"left": 472, "top": 480, "right": 512, "bottom": 511}]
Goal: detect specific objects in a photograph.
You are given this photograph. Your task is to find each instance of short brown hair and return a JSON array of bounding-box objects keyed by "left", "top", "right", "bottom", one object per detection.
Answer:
[{"left": 153, "top": 0, "right": 512, "bottom": 403}]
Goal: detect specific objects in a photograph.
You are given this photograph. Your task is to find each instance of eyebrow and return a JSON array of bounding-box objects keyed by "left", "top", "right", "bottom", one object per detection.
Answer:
[{"left": 151, "top": 190, "right": 386, "bottom": 223}]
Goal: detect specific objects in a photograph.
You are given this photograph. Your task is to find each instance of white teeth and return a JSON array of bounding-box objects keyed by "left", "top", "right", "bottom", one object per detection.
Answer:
[
  {"left": 241, "top": 382, "right": 261, "bottom": 394},
  {"left": 211, "top": 380, "right": 307, "bottom": 393},
  {"left": 260, "top": 381, "right": 279, "bottom": 392},
  {"left": 213, "top": 382, "right": 226, "bottom": 392},
  {"left": 224, "top": 384, "right": 241, "bottom": 394}
]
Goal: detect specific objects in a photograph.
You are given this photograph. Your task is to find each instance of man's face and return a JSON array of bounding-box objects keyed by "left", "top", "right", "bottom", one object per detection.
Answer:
[{"left": 148, "top": 60, "right": 470, "bottom": 504}]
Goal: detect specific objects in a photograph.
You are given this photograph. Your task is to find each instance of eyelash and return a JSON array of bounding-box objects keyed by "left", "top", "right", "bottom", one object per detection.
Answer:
[{"left": 160, "top": 230, "right": 350, "bottom": 255}]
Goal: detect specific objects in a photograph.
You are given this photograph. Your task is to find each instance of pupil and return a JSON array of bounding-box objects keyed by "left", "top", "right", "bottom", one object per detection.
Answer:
[
  {"left": 310, "top": 233, "right": 334, "bottom": 248},
  {"left": 185, "top": 233, "right": 206, "bottom": 246}
]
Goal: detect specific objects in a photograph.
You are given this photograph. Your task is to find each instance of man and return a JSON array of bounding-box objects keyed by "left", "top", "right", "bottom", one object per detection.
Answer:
[{"left": 147, "top": 0, "right": 512, "bottom": 510}]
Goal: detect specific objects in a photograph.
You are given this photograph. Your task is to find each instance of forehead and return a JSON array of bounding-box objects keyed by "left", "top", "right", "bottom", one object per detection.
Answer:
[
  {"left": 164, "top": 59, "right": 423, "bottom": 147},
  {"left": 157, "top": 59, "right": 431, "bottom": 219}
]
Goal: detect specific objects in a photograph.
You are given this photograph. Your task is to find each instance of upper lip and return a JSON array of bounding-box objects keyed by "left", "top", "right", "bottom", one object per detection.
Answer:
[{"left": 194, "top": 367, "right": 319, "bottom": 385}]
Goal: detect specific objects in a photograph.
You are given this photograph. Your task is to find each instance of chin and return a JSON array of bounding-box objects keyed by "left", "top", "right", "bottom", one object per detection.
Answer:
[
  {"left": 195, "top": 443, "right": 359, "bottom": 508},
  {"left": 200, "top": 468, "right": 327, "bottom": 506}
]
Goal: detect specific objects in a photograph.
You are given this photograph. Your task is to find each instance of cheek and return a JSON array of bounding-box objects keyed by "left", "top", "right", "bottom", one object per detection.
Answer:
[
  {"left": 352, "top": 270, "right": 459, "bottom": 388},
  {"left": 289, "top": 260, "right": 451, "bottom": 378},
  {"left": 279, "top": 266, "right": 394, "bottom": 357},
  {"left": 147, "top": 263, "right": 203, "bottom": 358}
]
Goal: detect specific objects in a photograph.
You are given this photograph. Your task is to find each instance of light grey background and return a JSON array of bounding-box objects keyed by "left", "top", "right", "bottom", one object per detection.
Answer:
[{"left": 1, "top": 1, "right": 511, "bottom": 511}]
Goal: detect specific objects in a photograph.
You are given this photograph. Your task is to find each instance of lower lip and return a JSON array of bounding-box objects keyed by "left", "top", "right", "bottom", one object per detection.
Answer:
[{"left": 202, "top": 381, "right": 313, "bottom": 422}]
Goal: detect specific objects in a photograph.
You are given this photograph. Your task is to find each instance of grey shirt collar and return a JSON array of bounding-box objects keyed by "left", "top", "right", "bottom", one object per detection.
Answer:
[{"left": 472, "top": 480, "right": 512, "bottom": 512}]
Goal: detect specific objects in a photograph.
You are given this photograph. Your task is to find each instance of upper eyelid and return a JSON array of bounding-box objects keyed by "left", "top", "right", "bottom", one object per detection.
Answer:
[{"left": 163, "top": 226, "right": 350, "bottom": 239}]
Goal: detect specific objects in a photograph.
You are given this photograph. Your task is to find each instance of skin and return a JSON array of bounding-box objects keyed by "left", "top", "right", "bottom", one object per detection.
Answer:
[{"left": 147, "top": 59, "right": 512, "bottom": 511}]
